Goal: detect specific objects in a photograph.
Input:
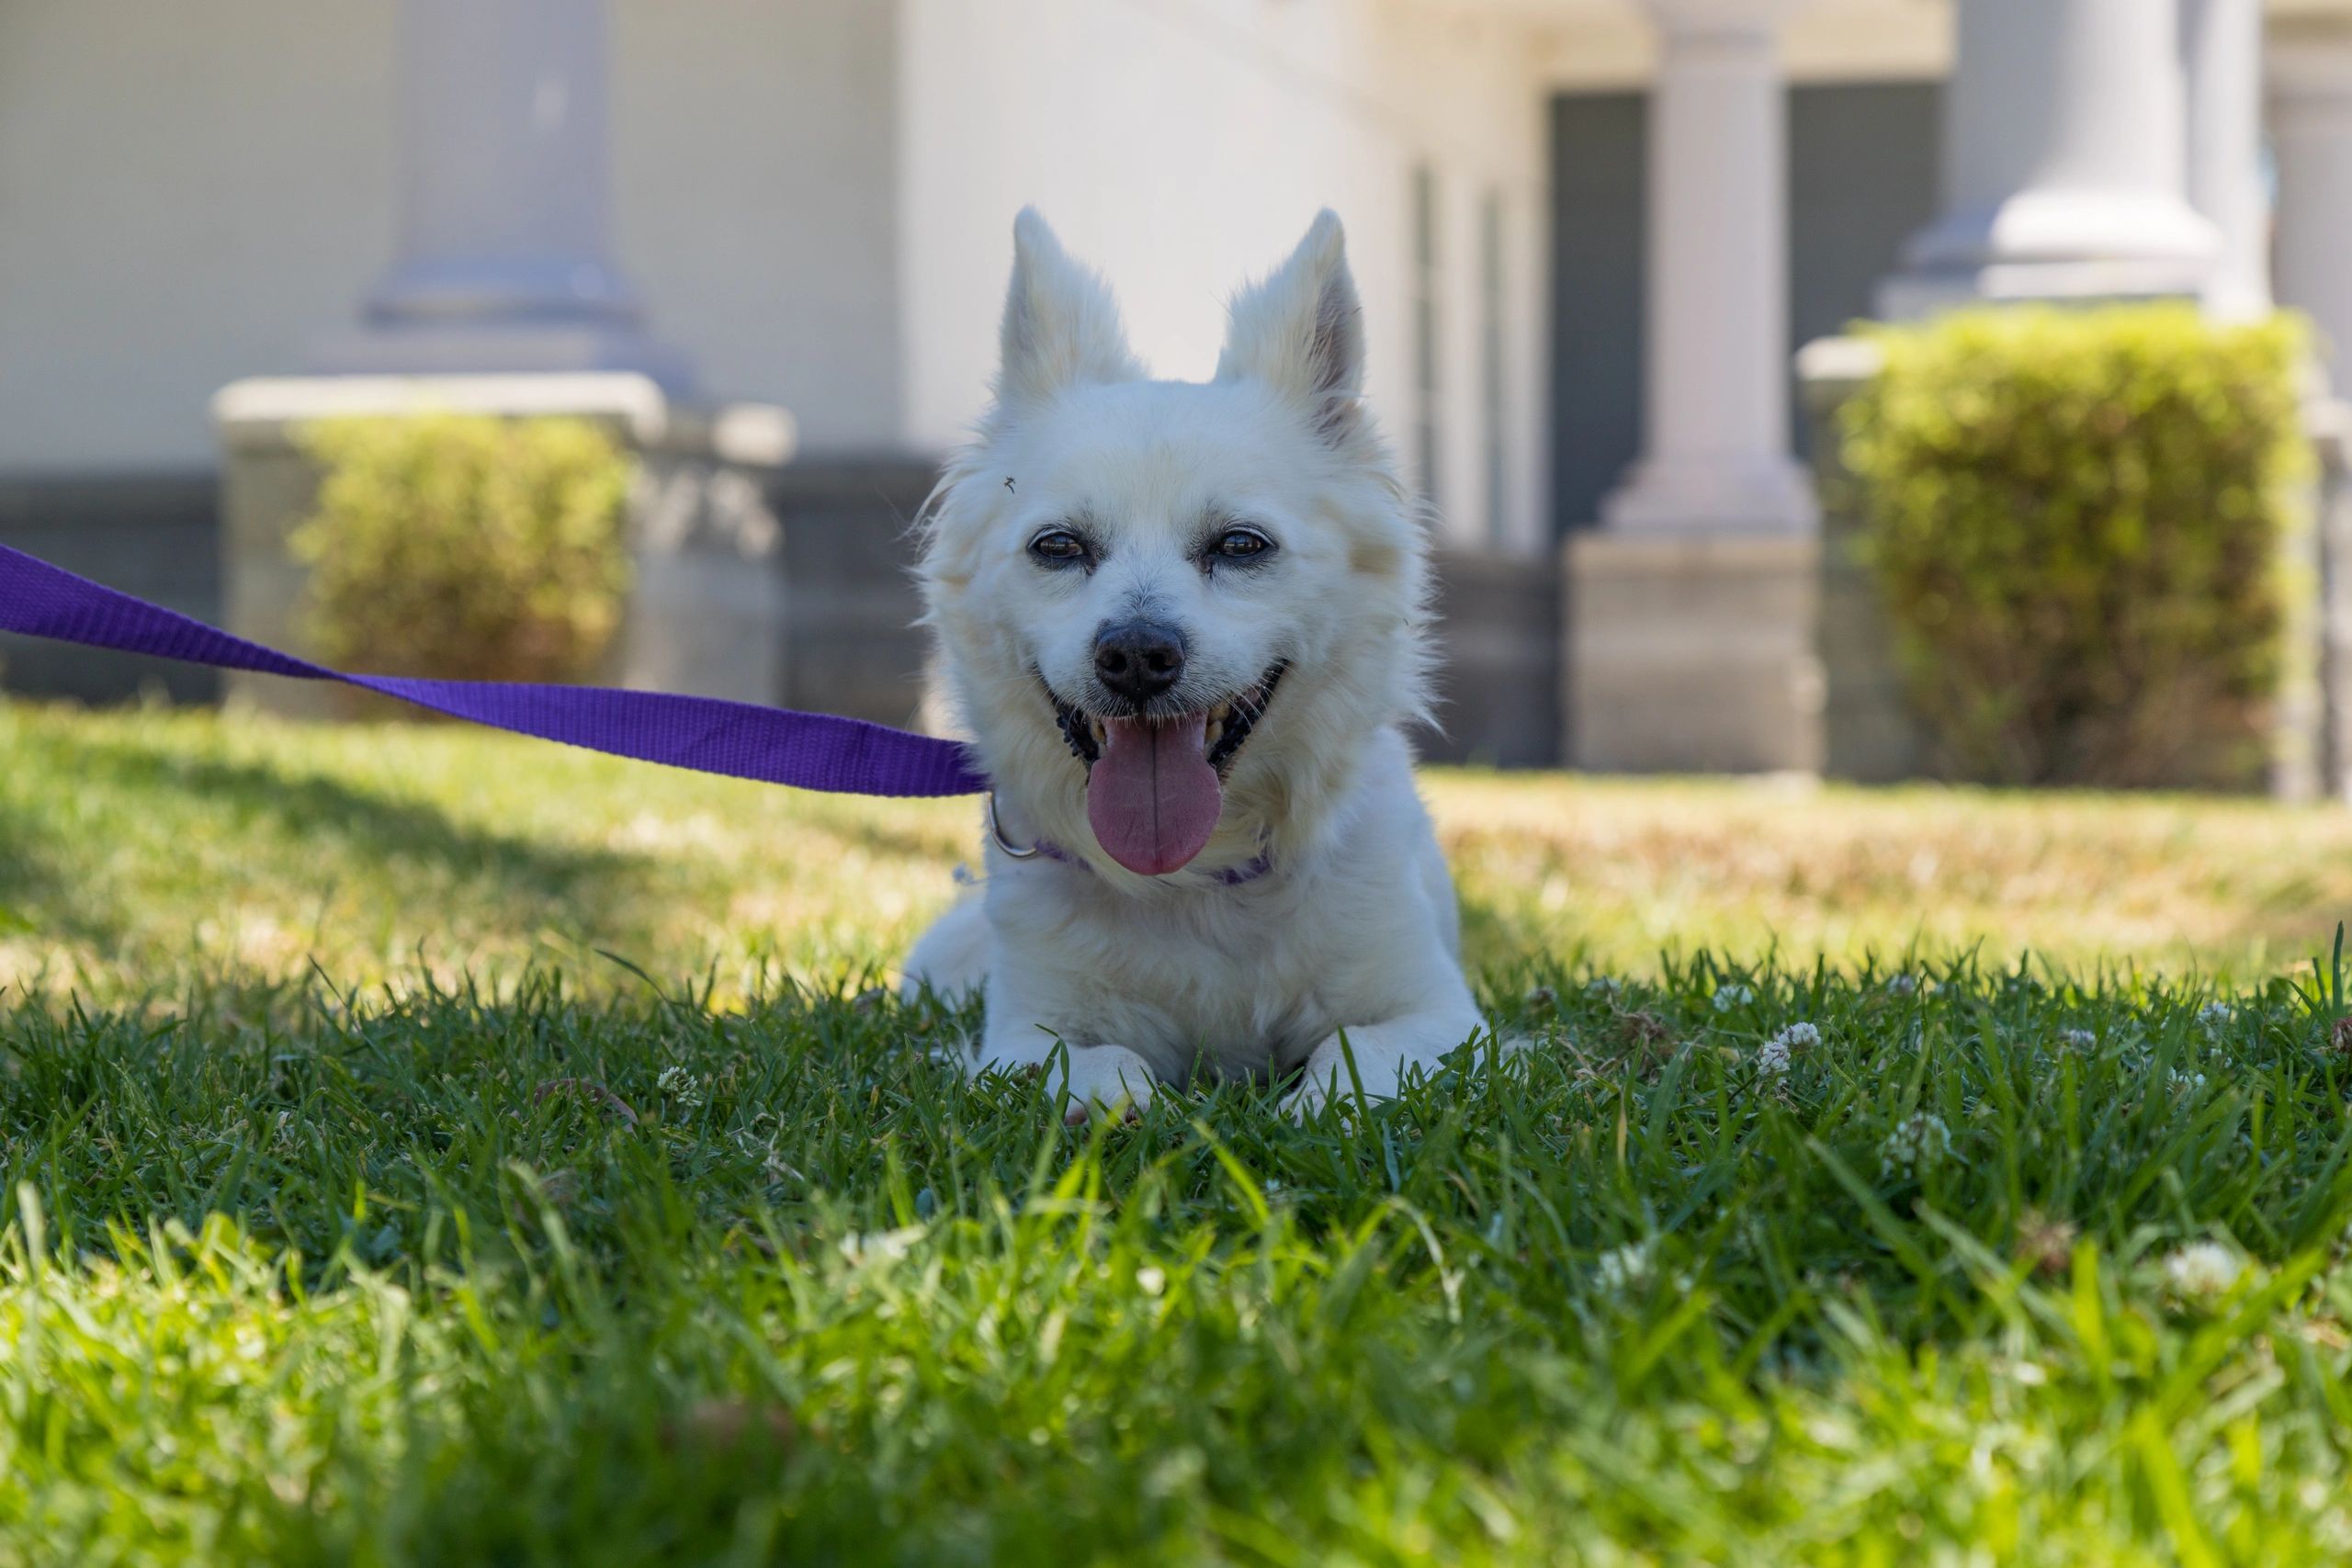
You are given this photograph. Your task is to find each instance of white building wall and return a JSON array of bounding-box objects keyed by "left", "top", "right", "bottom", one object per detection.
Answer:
[
  {"left": 613, "top": 0, "right": 901, "bottom": 449},
  {"left": 0, "top": 0, "right": 901, "bottom": 474},
  {"left": 898, "top": 0, "right": 1553, "bottom": 552},
  {"left": 0, "top": 0, "right": 399, "bottom": 474}
]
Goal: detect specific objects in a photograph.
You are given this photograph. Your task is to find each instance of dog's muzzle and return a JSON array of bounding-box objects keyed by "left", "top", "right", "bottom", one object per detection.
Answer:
[{"left": 1046, "top": 660, "right": 1287, "bottom": 777}]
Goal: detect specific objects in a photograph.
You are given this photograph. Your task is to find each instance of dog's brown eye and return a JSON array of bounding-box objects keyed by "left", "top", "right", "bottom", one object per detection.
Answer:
[
  {"left": 1215, "top": 528, "right": 1273, "bottom": 560},
  {"left": 1029, "top": 529, "right": 1088, "bottom": 565}
]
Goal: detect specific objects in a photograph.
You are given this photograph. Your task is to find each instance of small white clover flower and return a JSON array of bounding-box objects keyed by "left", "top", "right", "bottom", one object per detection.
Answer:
[
  {"left": 656, "top": 1065, "right": 706, "bottom": 1108},
  {"left": 837, "top": 1226, "right": 924, "bottom": 1265},
  {"left": 1585, "top": 977, "right": 1623, "bottom": 999},
  {"left": 1595, "top": 1242, "right": 1655, "bottom": 1294},
  {"left": 2161, "top": 1241, "right": 2244, "bottom": 1303},
  {"left": 1757, "top": 1022, "right": 1819, "bottom": 1077},
  {"left": 2167, "top": 1068, "right": 2210, "bottom": 1097},
  {"left": 2057, "top": 1028, "right": 2097, "bottom": 1051},
  {"left": 1712, "top": 984, "right": 1756, "bottom": 1013},
  {"left": 1886, "top": 975, "right": 1919, "bottom": 998},
  {"left": 2199, "top": 1001, "right": 2234, "bottom": 1032},
  {"left": 1879, "top": 1112, "right": 1951, "bottom": 1177}
]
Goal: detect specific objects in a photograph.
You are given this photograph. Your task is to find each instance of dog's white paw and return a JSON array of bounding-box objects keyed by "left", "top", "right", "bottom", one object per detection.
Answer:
[
  {"left": 1285, "top": 1062, "right": 1374, "bottom": 1123},
  {"left": 1283, "top": 1072, "right": 1340, "bottom": 1122},
  {"left": 1056, "top": 1043, "right": 1158, "bottom": 1125},
  {"left": 1283, "top": 1026, "right": 1415, "bottom": 1122},
  {"left": 1284, "top": 1040, "right": 1367, "bottom": 1122}
]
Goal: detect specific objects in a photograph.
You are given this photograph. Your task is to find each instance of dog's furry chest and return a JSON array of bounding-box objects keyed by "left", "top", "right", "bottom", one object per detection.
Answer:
[
  {"left": 1001, "top": 872, "right": 1340, "bottom": 1078},
  {"left": 935, "top": 730, "right": 1463, "bottom": 1088}
]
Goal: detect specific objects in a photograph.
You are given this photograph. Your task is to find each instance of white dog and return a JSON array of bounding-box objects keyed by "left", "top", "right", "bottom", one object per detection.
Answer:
[{"left": 904, "top": 209, "right": 1484, "bottom": 1121}]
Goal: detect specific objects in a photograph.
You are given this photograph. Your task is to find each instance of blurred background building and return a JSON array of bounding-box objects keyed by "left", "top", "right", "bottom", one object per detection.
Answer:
[{"left": 3, "top": 0, "right": 2348, "bottom": 775}]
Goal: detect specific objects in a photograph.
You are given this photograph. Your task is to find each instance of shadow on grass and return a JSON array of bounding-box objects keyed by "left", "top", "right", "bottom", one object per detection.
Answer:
[
  {"left": 786, "top": 798, "right": 976, "bottom": 868},
  {"left": 0, "top": 799, "right": 63, "bottom": 943},
  {"left": 1455, "top": 891, "right": 1599, "bottom": 979},
  {"left": 0, "top": 726, "right": 659, "bottom": 958}
]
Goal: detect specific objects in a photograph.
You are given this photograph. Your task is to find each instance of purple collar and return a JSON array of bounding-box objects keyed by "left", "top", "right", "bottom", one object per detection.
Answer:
[{"left": 989, "top": 794, "right": 1275, "bottom": 886}]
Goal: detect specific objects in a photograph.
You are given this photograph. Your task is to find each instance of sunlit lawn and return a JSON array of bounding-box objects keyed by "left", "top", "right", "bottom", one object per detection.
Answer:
[
  {"left": 6, "top": 702, "right": 2352, "bottom": 1563},
  {"left": 7, "top": 704, "right": 2351, "bottom": 999}
]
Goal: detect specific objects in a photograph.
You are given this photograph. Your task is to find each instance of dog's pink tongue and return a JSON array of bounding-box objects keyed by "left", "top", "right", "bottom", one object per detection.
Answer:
[{"left": 1085, "top": 715, "right": 1222, "bottom": 875}]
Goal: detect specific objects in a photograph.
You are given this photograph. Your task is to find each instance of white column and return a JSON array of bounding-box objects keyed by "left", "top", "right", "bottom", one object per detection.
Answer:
[
  {"left": 1601, "top": 0, "right": 1813, "bottom": 534},
  {"left": 2271, "top": 31, "right": 2352, "bottom": 377},
  {"left": 2182, "top": 0, "right": 2273, "bottom": 321},
  {"left": 1883, "top": 0, "right": 2218, "bottom": 314},
  {"left": 319, "top": 0, "right": 688, "bottom": 389}
]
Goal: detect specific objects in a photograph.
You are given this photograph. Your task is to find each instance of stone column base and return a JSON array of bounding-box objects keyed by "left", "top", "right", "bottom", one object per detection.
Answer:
[
  {"left": 1563, "top": 528, "right": 1823, "bottom": 774},
  {"left": 1419, "top": 547, "right": 1562, "bottom": 767},
  {"left": 313, "top": 324, "right": 694, "bottom": 397},
  {"left": 211, "top": 373, "right": 794, "bottom": 719},
  {"left": 2313, "top": 400, "right": 2352, "bottom": 802},
  {"left": 1796, "top": 336, "right": 1927, "bottom": 784}
]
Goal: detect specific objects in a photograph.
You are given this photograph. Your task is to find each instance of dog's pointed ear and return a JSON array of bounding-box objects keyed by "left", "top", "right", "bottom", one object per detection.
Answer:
[
  {"left": 1216, "top": 210, "right": 1364, "bottom": 445},
  {"left": 995, "top": 209, "right": 1142, "bottom": 409}
]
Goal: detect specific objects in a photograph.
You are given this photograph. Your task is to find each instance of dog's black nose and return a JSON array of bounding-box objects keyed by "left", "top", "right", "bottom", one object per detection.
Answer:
[{"left": 1092, "top": 619, "right": 1186, "bottom": 706}]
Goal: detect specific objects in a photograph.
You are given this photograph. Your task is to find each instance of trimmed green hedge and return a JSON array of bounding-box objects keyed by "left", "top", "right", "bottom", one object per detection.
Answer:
[
  {"left": 1838, "top": 305, "right": 2310, "bottom": 788},
  {"left": 291, "top": 414, "right": 632, "bottom": 686}
]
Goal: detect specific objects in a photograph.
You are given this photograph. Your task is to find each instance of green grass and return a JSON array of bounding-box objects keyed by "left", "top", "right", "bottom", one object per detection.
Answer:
[{"left": 6, "top": 702, "right": 2352, "bottom": 1564}]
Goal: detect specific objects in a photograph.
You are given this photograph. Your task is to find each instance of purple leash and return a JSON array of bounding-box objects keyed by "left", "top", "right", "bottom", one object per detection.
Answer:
[{"left": 0, "top": 543, "right": 989, "bottom": 797}]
